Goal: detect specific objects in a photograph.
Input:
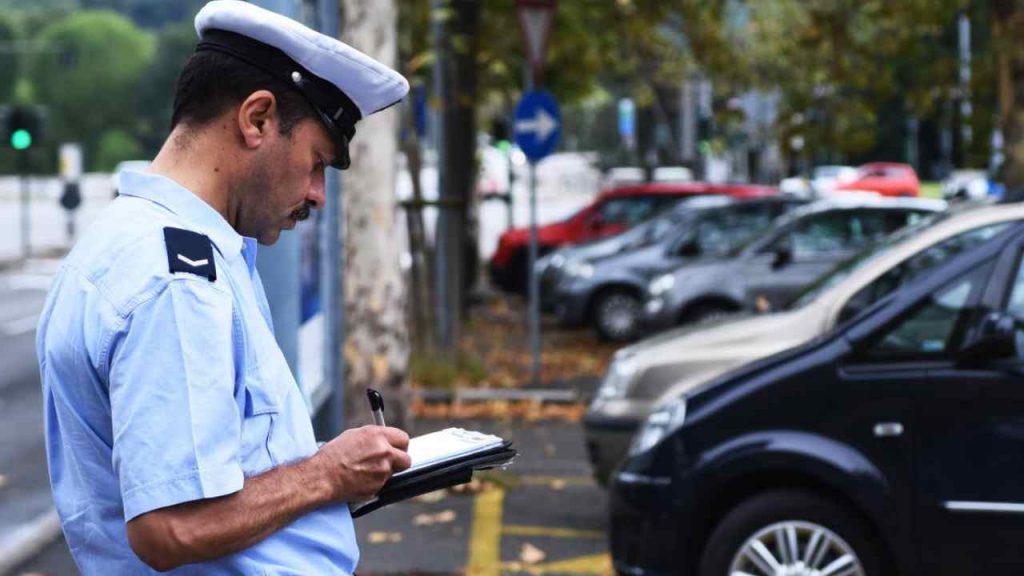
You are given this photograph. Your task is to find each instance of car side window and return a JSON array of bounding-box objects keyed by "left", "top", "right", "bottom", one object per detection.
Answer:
[
  {"left": 864, "top": 263, "right": 990, "bottom": 359},
  {"left": 838, "top": 223, "right": 1009, "bottom": 323},
  {"left": 598, "top": 197, "right": 659, "bottom": 226},
  {"left": 1004, "top": 252, "right": 1024, "bottom": 319},
  {"left": 788, "top": 212, "right": 851, "bottom": 257}
]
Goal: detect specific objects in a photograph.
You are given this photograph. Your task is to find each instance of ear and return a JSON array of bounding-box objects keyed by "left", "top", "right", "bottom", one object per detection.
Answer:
[{"left": 237, "top": 90, "right": 279, "bottom": 150}]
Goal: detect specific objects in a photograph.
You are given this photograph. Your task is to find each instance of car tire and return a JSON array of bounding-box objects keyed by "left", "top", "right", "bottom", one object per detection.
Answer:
[
  {"left": 593, "top": 290, "right": 642, "bottom": 341},
  {"left": 698, "top": 490, "right": 886, "bottom": 576}
]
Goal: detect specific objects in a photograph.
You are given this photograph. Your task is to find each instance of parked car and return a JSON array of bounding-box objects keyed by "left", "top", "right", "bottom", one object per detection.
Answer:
[
  {"left": 833, "top": 161, "right": 921, "bottom": 197},
  {"left": 609, "top": 221, "right": 1024, "bottom": 575},
  {"left": 941, "top": 168, "right": 990, "bottom": 201},
  {"left": 489, "top": 182, "right": 777, "bottom": 293},
  {"left": 535, "top": 195, "right": 736, "bottom": 311},
  {"left": 549, "top": 197, "right": 806, "bottom": 341},
  {"left": 642, "top": 196, "right": 946, "bottom": 333},
  {"left": 585, "top": 201, "right": 1019, "bottom": 485},
  {"left": 779, "top": 165, "right": 858, "bottom": 198}
]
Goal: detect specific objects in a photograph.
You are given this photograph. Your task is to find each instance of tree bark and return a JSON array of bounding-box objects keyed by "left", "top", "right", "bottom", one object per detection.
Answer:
[
  {"left": 993, "top": 0, "right": 1024, "bottom": 201},
  {"left": 340, "top": 0, "right": 411, "bottom": 429},
  {"left": 432, "top": 0, "right": 479, "bottom": 355}
]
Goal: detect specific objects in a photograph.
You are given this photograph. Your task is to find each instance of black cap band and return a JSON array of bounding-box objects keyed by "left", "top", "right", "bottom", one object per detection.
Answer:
[{"left": 196, "top": 29, "right": 360, "bottom": 169}]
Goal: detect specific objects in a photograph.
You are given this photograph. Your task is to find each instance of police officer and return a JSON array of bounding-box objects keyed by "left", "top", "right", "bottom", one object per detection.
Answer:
[{"left": 36, "top": 1, "right": 411, "bottom": 573}]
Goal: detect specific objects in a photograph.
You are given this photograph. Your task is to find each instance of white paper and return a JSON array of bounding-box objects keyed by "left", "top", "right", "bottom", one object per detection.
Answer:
[{"left": 394, "top": 428, "right": 505, "bottom": 478}]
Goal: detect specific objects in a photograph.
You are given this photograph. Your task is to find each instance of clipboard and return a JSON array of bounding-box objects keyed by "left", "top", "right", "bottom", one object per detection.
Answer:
[{"left": 350, "top": 428, "right": 517, "bottom": 518}]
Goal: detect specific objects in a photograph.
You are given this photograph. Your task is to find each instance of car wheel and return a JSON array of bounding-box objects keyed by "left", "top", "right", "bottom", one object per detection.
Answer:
[
  {"left": 699, "top": 490, "right": 885, "bottom": 576},
  {"left": 683, "top": 304, "right": 734, "bottom": 325},
  {"left": 593, "top": 290, "right": 642, "bottom": 341}
]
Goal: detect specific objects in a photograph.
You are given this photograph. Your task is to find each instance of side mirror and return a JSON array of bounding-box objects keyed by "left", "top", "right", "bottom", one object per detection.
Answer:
[
  {"left": 771, "top": 239, "right": 793, "bottom": 269},
  {"left": 959, "top": 311, "right": 1021, "bottom": 366}
]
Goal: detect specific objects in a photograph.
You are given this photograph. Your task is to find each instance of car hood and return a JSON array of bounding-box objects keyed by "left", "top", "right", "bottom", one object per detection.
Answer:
[
  {"left": 622, "top": 304, "right": 826, "bottom": 403},
  {"left": 589, "top": 243, "right": 669, "bottom": 275}
]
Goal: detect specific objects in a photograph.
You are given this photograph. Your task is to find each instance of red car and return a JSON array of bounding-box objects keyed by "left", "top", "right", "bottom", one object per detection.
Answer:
[
  {"left": 833, "top": 162, "right": 920, "bottom": 197},
  {"left": 488, "top": 182, "right": 777, "bottom": 293}
]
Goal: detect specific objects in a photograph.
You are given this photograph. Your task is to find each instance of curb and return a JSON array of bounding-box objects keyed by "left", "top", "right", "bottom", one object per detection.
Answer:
[
  {"left": 0, "top": 509, "right": 62, "bottom": 576},
  {"left": 415, "top": 387, "right": 588, "bottom": 404}
]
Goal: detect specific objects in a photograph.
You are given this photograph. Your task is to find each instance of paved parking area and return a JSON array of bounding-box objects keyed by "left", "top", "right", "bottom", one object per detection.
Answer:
[{"left": 14, "top": 417, "right": 611, "bottom": 576}]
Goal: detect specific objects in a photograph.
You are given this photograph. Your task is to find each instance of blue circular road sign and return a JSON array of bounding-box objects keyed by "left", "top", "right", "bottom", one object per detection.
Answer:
[{"left": 514, "top": 90, "right": 561, "bottom": 162}]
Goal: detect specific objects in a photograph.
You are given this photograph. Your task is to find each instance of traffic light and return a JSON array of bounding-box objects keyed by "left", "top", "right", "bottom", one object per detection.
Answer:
[{"left": 3, "top": 106, "right": 45, "bottom": 151}]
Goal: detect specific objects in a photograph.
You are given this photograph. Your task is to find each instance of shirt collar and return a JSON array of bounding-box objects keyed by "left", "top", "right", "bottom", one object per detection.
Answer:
[{"left": 118, "top": 170, "right": 246, "bottom": 257}]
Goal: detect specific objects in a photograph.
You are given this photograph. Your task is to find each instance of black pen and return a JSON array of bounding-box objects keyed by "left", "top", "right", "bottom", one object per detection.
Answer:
[{"left": 366, "top": 388, "right": 386, "bottom": 426}]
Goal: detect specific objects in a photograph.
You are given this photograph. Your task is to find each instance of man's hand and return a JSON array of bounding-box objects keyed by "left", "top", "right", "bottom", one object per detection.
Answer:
[{"left": 313, "top": 426, "right": 411, "bottom": 501}]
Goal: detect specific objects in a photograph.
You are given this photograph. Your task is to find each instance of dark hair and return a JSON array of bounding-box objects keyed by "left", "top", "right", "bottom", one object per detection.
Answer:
[{"left": 170, "top": 50, "right": 317, "bottom": 136}]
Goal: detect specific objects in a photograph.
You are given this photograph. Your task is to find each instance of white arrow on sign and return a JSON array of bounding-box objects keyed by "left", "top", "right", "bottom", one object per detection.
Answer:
[{"left": 515, "top": 108, "right": 558, "bottom": 142}]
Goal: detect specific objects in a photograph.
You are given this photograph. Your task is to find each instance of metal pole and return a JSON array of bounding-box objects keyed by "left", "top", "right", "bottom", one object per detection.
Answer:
[
  {"left": 958, "top": 11, "right": 972, "bottom": 165},
  {"left": 19, "top": 157, "right": 29, "bottom": 259},
  {"left": 527, "top": 162, "right": 541, "bottom": 386}
]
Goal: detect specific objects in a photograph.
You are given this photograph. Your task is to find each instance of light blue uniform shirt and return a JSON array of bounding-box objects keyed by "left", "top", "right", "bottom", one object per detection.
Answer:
[{"left": 36, "top": 170, "right": 358, "bottom": 575}]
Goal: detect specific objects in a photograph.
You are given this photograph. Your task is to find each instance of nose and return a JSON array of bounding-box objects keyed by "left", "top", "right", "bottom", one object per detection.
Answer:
[{"left": 309, "top": 173, "right": 327, "bottom": 209}]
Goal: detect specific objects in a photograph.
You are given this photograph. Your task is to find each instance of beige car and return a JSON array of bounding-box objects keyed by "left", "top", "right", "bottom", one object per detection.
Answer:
[{"left": 583, "top": 201, "right": 1024, "bottom": 484}]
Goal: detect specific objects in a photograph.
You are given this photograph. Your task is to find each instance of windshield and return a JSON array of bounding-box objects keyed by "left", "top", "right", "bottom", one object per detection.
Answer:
[{"left": 786, "top": 211, "right": 947, "bottom": 309}]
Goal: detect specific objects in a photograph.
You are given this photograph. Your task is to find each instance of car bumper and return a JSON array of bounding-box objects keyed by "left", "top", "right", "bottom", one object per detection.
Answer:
[
  {"left": 609, "top": 451, "right": 696, "bottom": 575},
  {"left": 582, "top": 412, "right": 640, "bottom": 486}
]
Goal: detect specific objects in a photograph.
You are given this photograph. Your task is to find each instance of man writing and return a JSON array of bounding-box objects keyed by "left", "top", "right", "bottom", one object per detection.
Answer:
[{"left": 36, "top": 1, "right": 409, "bottom": 573}]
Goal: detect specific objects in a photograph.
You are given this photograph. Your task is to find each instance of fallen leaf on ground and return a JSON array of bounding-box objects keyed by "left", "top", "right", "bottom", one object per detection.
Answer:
[
  {"left": 519, "top": 542, "right": 547, "bottom": 565},
  {"left": 367, "top": 531, "right": 403, "bottom": 544},
  {"left": 411, "top": 490, "right": 446, "bottom": 504},
  {"left": 412, "top": 509, "right": 456, "bottom": 526},
  {"left": 0, "top": 474, "right": 7, "bottom": 489},
  {"left": 549, "top": 479, "right": 566, "bottom": 490}
]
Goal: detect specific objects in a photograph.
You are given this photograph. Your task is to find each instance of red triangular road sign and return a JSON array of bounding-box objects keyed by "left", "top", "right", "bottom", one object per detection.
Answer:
[{"left": 516, "top": 0, "right": 556, "bottom": 86}]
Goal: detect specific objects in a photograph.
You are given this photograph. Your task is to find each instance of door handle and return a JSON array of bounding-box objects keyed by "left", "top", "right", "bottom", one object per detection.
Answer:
[{"left": 873, "top": 422, "right": 904, "bottom": 438}]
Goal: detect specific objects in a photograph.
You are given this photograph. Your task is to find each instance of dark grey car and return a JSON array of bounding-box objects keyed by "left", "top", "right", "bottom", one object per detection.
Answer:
[
  {"left": 549, "top": 197, "right": 806, "bottom": 340},
  {"left": 642, "top": 196, "right": 947, "bottom": 333},
  {"left": 535, "top": 196, "right": 736, "bottom": 312}
]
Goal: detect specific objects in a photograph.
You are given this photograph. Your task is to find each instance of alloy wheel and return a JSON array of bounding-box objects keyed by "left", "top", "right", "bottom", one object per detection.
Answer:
[{"left": 727, "top": 520, "right": 865, "bottom": 576}]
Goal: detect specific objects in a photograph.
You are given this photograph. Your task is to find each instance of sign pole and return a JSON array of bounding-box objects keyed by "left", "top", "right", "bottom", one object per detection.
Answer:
[
  {"left": 527, "top": 160, "right": 540, "bottom": 386},
  {"left": 17, "top": 152, "right": 30, "bottom": 259}
]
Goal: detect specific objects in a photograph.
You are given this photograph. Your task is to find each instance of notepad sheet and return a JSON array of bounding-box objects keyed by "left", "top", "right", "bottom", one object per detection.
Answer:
[{"left": 398, "top": 428, "right": 505, "bottom": 476}]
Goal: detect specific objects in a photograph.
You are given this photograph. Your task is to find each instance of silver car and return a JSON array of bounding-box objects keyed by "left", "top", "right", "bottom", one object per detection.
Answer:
[{"left": 584, "top": 201, "right": 1023, "bottom": 485}]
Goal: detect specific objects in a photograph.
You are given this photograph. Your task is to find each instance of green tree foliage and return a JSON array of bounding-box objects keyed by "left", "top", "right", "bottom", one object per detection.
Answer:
[
  {"left": 26, "top": 10, "right": 154, "bottom": 167},
  {"left": 0, "top": 13, "right": 19, "bottom": 104},
  {"left": 95, "top": 128, "right": 142, "bottom": 170}
]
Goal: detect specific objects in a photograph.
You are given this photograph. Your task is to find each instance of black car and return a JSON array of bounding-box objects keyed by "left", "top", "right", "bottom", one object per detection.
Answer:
[
  {"left": 610, "top": 220, "right": 1024, "bottom": 575},
  {"left": 548, "top": 197, "right": 806, "bottom": 341}
]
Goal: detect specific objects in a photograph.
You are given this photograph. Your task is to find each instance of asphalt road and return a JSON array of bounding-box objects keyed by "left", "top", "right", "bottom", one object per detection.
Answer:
[{"left": 0, "top": 260, "right": 59, "bottom": 544}]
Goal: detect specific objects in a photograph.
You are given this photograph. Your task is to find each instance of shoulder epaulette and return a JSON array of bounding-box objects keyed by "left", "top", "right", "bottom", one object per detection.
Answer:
[{"left": 163, "top": 227, "right": 217, "bottom": 282}]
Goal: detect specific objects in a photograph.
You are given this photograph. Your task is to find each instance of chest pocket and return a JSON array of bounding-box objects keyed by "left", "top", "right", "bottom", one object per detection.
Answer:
[{"left": 239, "top": 383, "right": 279, "bottom": 475}]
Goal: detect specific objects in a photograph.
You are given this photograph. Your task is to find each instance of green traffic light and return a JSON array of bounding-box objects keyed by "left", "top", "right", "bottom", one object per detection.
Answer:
[{"left": 11, "top": 129, "right": 31, "bottom": 151}]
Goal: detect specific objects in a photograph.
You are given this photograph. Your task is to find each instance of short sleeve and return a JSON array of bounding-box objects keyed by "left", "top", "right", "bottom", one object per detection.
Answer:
[{"left": 109, "top": 278, "right": 243, "bottom": 521}]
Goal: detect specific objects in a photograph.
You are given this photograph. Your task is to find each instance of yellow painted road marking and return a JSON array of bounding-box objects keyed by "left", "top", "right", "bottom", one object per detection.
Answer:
[
  {"left": 501, "top": 553, "right": 613, "bottom": 575},
  {"left": 503, "top": 524, "right": 605, "bottom": 539},
  {"left": 467, "top": 487, "right": 505, "bottom": 576}
]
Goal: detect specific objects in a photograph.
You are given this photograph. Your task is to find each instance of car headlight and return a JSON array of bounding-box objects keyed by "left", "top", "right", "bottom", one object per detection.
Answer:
[
  {"left": 549, "top": 253, "right": 566, "bottom": 268},
  {"left": 566, "top": 260, "right": 594, "bottom": 279},
  {"left": 629, "top": 396, "right": 687, "bottom": 456},
  {"left": 595, "top": 355, "right": 638, "bottom": 401},
  {"left": 648, "top": 273, "right": 676, "bottom": 296}
]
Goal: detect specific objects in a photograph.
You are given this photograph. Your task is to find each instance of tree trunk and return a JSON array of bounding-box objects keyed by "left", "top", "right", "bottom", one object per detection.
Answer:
[
  {"left": 432, "top": 0, "right": 479, "bottom": 355},
  {"left": 340, "top": 0, "right": 411, "bottom": 429},
  {"left": 400, "top": 92, "right": 435, "bottom": 351},
  {"left": 993, "top": 0, "right": 1024, "bottom": 201}
]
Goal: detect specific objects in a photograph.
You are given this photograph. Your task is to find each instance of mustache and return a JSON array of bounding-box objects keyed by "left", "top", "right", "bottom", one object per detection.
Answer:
[{"left": 291, "top": 201, "right": 316, "bottom": 222}]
